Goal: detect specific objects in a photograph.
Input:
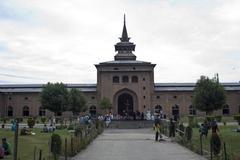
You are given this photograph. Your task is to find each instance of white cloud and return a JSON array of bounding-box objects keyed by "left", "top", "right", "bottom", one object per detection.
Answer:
[{"left": 0, "top": 0, "right": 239, "bottom": 84}]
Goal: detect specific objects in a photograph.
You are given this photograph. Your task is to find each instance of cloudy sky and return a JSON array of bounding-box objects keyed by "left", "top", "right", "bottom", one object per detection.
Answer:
[{"left": 0, "top": 0, "right": 240, "bottom": 84}]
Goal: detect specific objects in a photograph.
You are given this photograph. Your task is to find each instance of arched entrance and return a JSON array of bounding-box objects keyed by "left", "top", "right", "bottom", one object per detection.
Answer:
[
  {"left": 113, "top": 88, "right": 138, "bottom": 116},
  {"left": 118, "top": 93, "right": 133, "bottom": 116}
]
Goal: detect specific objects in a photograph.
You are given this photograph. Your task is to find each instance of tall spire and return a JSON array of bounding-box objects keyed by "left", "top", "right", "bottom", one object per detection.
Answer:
[
  {"left": 120, "top": 14, "right": 130, "bottom": 42},
  {"left": 114, "top": 14, "right": 136, "bottom": 61}
]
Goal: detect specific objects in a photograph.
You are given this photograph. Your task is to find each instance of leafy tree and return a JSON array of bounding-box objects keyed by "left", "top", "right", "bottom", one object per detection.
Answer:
[
  {"left": 99, "top": 97, "right": 112, "bottom": 113},
  {"left": 68, "top": 88, "right": 87, "bottom": 115},
  {"left": 192, "top": 75, "right": 226, "bottom": 115},
  {"left": 40, "top": 82, "right": 68, "bottom": 116}
]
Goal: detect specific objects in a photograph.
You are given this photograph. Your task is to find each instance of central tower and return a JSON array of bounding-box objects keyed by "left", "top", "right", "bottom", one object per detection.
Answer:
[
  {"left": 114, "top": 14, "right": 136, "bottom": 61},
  {"left": 95, "top": 15, "right": 156, "bottom": 115}
]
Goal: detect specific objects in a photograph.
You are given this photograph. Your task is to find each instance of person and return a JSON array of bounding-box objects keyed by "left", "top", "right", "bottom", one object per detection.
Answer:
[
  {"left": 48, "top": 124, "right": 54, "bottom": 132},
  {"left": 105, "top": 114, "right": 111, "bottom": 128},
  {"left": 21, "top": 127, "right": 31, "bottom": 135},
  {"left": 11, "top": 121, "right": 16, "bottom": 132},
  {"left": 154, "top": 123, "right": 160, "bottom": 141},
  {"left": 42, "top": 124, "right": 48, "bottom": 133},
  {"left": 211, "top": 120, "right": 219, "bottom": 133},
  {"left": 0, "top": 145, "right": 4, "bottom": 159},
  {"left": 141, "top": 112, "right": 144, "bottom": 120},
  {"left": 2, "top": 138, "right": 11, "bottom": 155},
  {"left": 169, "top": 118, "right": 175, "bottom": 137},
  {"left": 199, "top": 123, "right": 205, "bottom": 138}
]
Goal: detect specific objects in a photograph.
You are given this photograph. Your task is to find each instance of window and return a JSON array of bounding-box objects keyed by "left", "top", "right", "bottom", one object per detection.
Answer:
[
  {"left": 155, "top": 105, "right": 162, "bottom": 113},
  {"left": 8, "top": 97, "right": 12, "bottom": 100},
  {"left": 143, "top": 78, "right": 145, "bottom": 81},
  {"left": 25, "top": 97, "right": 28, "bottom": 100},
  {"left": 89, "top": 105, "right": 97, "bottom": 116},
  {"left": 189, "top": 105, "right": 196, "bottom": 115},
  {"left": 173, "top": 96, "right": 177, "bottom": 99},
  {"left": 132, "top": 76, "right": 138, "bottom": 83},
  {"left": 122, "top": 76, "right": 129, "bottom": 83},
  {"left": 172, "top": 105, "right": 179, "bottom": 116},
  {"left": 39, "top": 107, "right": 46, "bottom": 116},
  {"left": 143, "top": 105, "right": 146, "bottom": 108},
  {"left": 91, "top": 96, "right": 95, "bottom": 99},
  {"left": 133, "top": 67, "right": 136, "bottom": 70},
  {"left": 222, "top": 104, "right": 230, "bottom": 115},
  {"left": 143, "top": 96, "right": 146, "bottom": 99},
  {"left": 156, "top": 96, "right": 160, "bottom": 99},
  {"left": 8, "top": 106, "right": 13, "bottom": 117},
  {"left": 143, "top": 86, "right": 146, "bottom": 90},
  {"left": 23, "top": 106, "right": 29, "bottom": 117},
  {"left": 114, "top": 68, "right": 119, "bottom": 70},
  {"left": 113, "top": 76, "right": 119, "bottom": 83}
]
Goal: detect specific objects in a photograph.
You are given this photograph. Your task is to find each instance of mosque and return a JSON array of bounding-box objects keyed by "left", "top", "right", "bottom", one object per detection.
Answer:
[{"left": 0, "top": 16, "right": 240, "bottom": 118}]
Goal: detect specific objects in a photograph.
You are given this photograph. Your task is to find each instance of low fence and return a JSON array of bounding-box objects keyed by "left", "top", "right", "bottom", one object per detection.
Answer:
[
  {"left": 160, "top": 119, "right": 238, "bottom": 160},
  {"left": 13, "top": 120, "right": 104, "bottom": 160}
]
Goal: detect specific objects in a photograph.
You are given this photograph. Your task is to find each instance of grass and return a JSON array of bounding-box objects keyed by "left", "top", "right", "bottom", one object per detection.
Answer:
[
  {"left": 180, "top": 116, "right": 236, "bottom": 124},
  {"left": 178, "top": 125, "right": 240, "bottom": 159},
  {"left": 0, "top": 128, "right": 71, "bottom": 160}
]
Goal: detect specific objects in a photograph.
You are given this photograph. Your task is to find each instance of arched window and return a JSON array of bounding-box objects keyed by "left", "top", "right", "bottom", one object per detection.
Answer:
[
  {"left": 172, "top": 105, "right": 179, "bottom": 116},
  {"left": 89, "top": 105, "right": 97, "bottom": 116},
  {"left": 113, "top": 76, "right": 119, "bottom": 83},
  {"left": 8, "top": 106, "right": 13, "bottom": 117},
  {"left": 23, "top": 106, "right": 29, "bottom": 117},
  {"left": 222, "top": 104, "right": 230, "bottom": 115},
  {"left": 122, "top": 76, "right": 129, "bottom": 83},
  {"left": 132, "top": 76, "right": 138, "bottom": 83},
  {"left": 154, "top": 105, "right": 162, "bottom": 113},
  {"left": 39, "top": 107, "right": 46, "bottom": 116},
  {"left": 189, "top": 105, "right": 196, "bottom": 115}
]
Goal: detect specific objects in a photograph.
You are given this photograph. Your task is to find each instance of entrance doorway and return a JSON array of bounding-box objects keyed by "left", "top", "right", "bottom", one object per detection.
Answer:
[{"left": 118, "top": 93, "right": 133, "bottom": 116}]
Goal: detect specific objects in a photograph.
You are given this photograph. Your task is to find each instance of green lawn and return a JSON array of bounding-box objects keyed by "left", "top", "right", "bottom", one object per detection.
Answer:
[
  {"left": 180, "top": 116, "right": 236, "bottom": 124},
  {"left": 185, "top": 125, "right": 240, "bottom": 159},
  {"left": 0, "top": 128, "right": 71, "bottom": 160}
]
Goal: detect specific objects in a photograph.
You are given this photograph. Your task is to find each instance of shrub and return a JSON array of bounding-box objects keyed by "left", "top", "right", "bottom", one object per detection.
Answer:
[
  {"left": 185, "top": 126, "right": 192, "bottom": 141},
  {"left": 188, "top": 116, "right": 194, "bottom": 127},
  {"left": 233, "top": 115, "right": 240, "bottom": 125},
  {"left": 51, "top": 133, "right": 62, "bottom": 160},
  {"left": 27, "top": 118, "right": 35, "bottom": 128},
  {"left": 41, "top": 117, "right": 47, "bottom": 124},
  {"left": 74, "top": 126, "right": 83, "bottom": 137},
  {"left": 210, "top": 133, "right": 221, "bottom": 155},
  {"left": 15, "top": 117, "right": 23, "bottom": 123},
  {"left": 179, "top": 123, "right": 185, "bottom": 137},
  {"left": 68, "top": 124, "right": 74, "bottom": 130}
]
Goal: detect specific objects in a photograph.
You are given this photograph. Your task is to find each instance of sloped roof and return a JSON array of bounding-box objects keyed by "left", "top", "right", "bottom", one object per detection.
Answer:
[
  {"left": 0, "top": 84, "right": 97, "bottom": 93},
  {"left": 0, "top": 82, "right": 239, "bottom": 93},
  {"left": 154, "top": 83, "right": 240, "bottom": 91}
]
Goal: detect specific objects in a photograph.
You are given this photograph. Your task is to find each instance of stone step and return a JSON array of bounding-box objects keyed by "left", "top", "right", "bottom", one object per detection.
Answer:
[{"left": 108, "top": 120, "right": 154, "bottom": 129}]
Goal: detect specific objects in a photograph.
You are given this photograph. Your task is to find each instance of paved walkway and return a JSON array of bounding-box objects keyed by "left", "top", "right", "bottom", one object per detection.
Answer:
[{"left": 72, "top": 129, "right": 206, "bottom": 160}]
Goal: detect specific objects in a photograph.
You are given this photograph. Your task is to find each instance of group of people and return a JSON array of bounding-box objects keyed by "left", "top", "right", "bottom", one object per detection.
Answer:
[
  {"left": 0, "top": 138, "right": 11, "bottom": 159},
  {"left": 199, "top": 119, "right": 220, "bottom": 138},
  {"left": 153, "top": 114, "right": 176, "bottom": 142}
]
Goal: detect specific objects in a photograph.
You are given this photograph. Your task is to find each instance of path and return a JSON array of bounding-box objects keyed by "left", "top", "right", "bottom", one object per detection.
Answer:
[{"left": 72, "top": 128, "right": 206, "bottom": 160}]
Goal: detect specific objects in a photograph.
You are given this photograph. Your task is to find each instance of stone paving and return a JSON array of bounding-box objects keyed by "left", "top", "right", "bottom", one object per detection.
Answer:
[{"left": 72, "top": 128, "right": 207, "bottom": 160}]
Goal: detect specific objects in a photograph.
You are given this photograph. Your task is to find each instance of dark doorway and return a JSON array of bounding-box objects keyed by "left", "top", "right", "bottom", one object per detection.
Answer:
[{"left": 118, "top": 93, "right": 133, "bottom": 116}]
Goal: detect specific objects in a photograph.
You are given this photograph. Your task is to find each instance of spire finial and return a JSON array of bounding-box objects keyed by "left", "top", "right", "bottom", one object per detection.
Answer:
[{"left": 120, "top": 14, "right": 130, "bottom": 42}]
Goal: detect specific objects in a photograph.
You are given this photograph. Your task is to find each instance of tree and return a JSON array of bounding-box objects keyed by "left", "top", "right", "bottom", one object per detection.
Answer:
[
  {"left": 40, "top": 82, "right": 68, "bottom": 116},
  {"left": 192, "top": 75, "right": 226, "bottom": 115},
  {"left": 99, "top": 97, "right": 112, "bottom": 113},
  {"left": 68, "top": 88, "right": 87, "bottom": 115}
]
